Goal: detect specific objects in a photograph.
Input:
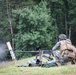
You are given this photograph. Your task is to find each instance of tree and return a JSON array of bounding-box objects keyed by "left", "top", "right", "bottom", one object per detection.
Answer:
[
  {"left": 0, "top": 0, "right": 40, "bottom": 49},
  {"left": 12, "top": 1, "right": 57, "bottom": 51}
]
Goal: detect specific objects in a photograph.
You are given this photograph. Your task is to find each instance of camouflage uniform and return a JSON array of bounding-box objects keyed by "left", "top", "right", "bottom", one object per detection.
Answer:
[{"left": 52, "top": 34, "right": 72, "bottom": 65}]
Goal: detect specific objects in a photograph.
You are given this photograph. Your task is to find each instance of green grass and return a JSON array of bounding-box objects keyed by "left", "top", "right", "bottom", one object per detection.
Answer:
[{"left": 0, "top": 57, "right": 76, "bottom": 75}]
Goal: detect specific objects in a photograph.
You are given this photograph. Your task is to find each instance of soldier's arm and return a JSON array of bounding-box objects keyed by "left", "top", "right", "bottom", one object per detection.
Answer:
[{"left": 52, "top": 42, "right": 60, "bottom": 50}]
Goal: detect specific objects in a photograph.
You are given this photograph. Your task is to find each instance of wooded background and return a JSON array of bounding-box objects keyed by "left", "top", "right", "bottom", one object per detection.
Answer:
[{"left": 0, "top": 0, "right": 76, "bottom": 58}]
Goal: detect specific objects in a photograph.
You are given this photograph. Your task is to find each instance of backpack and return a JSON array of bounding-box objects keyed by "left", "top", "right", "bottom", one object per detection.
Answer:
[{"left": 60, "top": 40, "right": 76, "bottom": 59}]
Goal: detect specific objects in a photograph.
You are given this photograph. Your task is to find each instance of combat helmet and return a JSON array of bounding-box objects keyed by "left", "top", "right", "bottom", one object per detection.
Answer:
[{"left": 59, "top": 34, "right": 67, "bottom": 40}]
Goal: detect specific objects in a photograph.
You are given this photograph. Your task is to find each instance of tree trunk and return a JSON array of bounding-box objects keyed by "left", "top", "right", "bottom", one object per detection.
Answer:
[
  {"left": 6, "top": 0, "right": 14, "bottom": 50},
  {"left": 64, "top": 13, "right": 68, "bottom": 36},
  {"left": 69, "top": 26, "right": 71, "bottom": 39},
  {"left": 63, "top": 0, "right": 69, "bottom": 37}
]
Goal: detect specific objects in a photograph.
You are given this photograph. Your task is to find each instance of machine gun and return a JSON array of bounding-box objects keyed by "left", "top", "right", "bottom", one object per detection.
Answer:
[{"left": 35, "top": 50, "right": 55, "bottom": 64}]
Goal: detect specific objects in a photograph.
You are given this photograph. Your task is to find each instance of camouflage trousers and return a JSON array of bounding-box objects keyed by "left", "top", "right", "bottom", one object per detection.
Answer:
[{"left": 52, "top": 50, "right": 73, "bottom": 65}]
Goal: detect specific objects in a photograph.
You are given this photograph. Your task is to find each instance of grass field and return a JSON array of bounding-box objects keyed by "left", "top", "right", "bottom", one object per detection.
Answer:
[{"left": 0, "top": 57, "right": 76, "bottom": 75}]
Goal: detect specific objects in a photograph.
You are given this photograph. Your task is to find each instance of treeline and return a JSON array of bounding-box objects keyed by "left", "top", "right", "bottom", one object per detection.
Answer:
[{"left": 0, "top": 0, "right": 76, "bottom": 58}]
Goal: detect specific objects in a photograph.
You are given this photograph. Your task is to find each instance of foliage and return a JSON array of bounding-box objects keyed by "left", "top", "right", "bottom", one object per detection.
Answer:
[
  {"left": 15, "top": 52, "right": 32, "bottom": 60},
  {"left": 68, "top": 0, "right": 76, "bottom": 44},
  {"left": 12, "top": 1, "right": 57, "bottom": 52},
  {"left": 0, "top": 0, "right": 76, "bottom": 59},
  {"left": 0, "top": 0, "right": 11, "bottom": 43},
  {"left": 45, "top": 0, "right": 76, "bottom": 44}
]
